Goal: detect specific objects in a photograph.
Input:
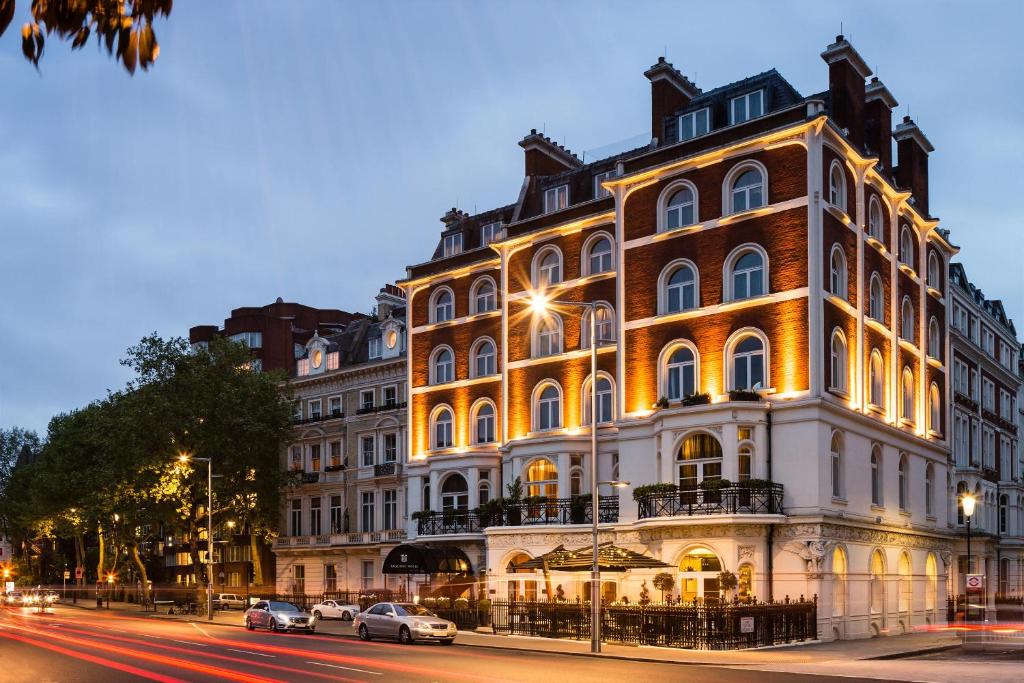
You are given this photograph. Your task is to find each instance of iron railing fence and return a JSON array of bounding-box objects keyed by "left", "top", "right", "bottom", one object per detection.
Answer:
[
  {"left": 637, "top": 483, "right": 784, "bottom": 519},
  {"left": 417, "top": 496, "right": 619, "bottom": 535}
]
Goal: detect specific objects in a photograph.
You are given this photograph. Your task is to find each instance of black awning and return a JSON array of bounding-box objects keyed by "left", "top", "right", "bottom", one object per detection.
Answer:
[
  {"left": 382, "top": 544, "right": 472, "bottom": 575},
  {"left": 515, "top": 543, "right": 671, "bottom": 572}
]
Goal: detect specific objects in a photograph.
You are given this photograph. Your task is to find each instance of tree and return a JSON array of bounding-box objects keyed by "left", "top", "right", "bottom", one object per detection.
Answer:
[
  {"left": 653, "top": 571, "right": 675, "bottom": 604},
  {"left": 0, "top": 0, "right": 171, "bottom": 74}
]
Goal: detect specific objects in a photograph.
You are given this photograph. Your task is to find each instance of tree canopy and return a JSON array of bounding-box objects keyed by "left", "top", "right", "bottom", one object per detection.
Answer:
[{"left": 0, "top": 0, "right": 172, "bottom": 74}]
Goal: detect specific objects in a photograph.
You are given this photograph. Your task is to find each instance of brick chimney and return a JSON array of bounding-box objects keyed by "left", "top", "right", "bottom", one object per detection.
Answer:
[
  {"left": 893, "top": 116, "right": 934, "bottom": 216},
  {"left": 864, "top": 77, "right": 897, "bottom": 173},
  {"left": 821, "top": 35, "right": 871, "bottom": 150},
  {"left": 643, "top": 57, "right": 700, "bottom": 144},
  {"left": 518, "top": 129, "right": 582, "bottom": 177},
  {"left": 441, "top": 207, "right": 469, "bottom": 229}
]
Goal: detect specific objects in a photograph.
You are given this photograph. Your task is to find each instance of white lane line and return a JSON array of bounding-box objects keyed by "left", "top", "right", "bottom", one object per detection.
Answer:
[
  {"left": 306, "top": 661, "right": 382, "bottom": 676},
  {"left": 190, "top": 622, "right": 213, "bottom": 638},
  {"left": 171, "top": 639, "right": 209, "bottom": 647},
  {"left": 227, "top": 648, "right": 276, "bottom": 658}
]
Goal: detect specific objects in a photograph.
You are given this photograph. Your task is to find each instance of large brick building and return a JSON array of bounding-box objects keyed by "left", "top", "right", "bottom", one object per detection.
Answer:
[{"left": 398, "top": 36, "right": 961, "bottom": 640}]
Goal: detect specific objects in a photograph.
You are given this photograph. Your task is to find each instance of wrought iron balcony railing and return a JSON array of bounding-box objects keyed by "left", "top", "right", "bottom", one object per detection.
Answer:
[
  {"left": 416, "top": 496, "right": 619, "bottom": 536},
  {"left": 636, "top": 483, "right": 784, "bottom": 519}
]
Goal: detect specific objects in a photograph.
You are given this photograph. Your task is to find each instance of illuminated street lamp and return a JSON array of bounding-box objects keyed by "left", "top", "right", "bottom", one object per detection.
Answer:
[
  {"left": 526, "top": 293, "right": 621, "bottom": 654},
  {"left": 179, "top": 452, "right": 214, "bottom": 621},
  {"left": 961, "top": 492, "right": 977, "bottom": 622}
]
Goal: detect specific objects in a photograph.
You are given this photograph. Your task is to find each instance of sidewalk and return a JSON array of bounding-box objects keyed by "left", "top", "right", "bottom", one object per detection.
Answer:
[{"left": 62, "top": 600, "right": 960, "bottom": 666}]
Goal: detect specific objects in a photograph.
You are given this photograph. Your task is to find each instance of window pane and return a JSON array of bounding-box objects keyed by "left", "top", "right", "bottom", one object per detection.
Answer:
[{"left": 750, "top": 355, "right": 764, "bottom": 387}]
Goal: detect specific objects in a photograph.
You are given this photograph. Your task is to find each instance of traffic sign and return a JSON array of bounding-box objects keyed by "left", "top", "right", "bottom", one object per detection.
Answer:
[
  {"left": 75, "top": 567, "right": 83, "bottom": 580},
  {"left": 63, "top": 570, "right": 71, "bottom": 580},
  {"left": 966, "top": 574, "right": 984, "bottom": 592},
  {"left": 740, "top": 616, "right": 755, "bottom": 633}
]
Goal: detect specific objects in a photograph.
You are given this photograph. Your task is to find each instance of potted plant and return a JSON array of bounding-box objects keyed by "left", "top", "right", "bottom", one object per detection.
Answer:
[
  {"left": 653, "top": 572, "right": 675, "bottom": 603},
  {"left": 632, "top": 482, "right": 678, "bottom": 502},
  {"left": 681, "top": 392, "right": 711, "bottom": 406},
  {"left": 453, "top": 597, "right": 469, "bottom": 610},
  {"left": 569, "top": 493, "right": 591, "bottom": 524},
  {"left": 442, "top": 508, "right": 458, "bottom": 526},
  {"left": 728, "top": 389, "right": 762, "bottom": 402},
  {"left": 639, "top": 581, "right": 651, "bottom": 606},
  {"left": 718, "top": 570, "right": 738, "bottom": 601},
  {"left": 655, "top": 396, "right": 670, "bottom": 409},
  {"left": 505, "top": 477, "right": 524, "bottom": 526}
]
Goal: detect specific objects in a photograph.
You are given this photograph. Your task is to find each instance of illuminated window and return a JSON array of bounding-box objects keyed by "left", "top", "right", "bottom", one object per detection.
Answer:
[
  {"left": 901, "top": 297, "right": 915, "bottom": 342},
  {"left": 532, "top": 313, "right": 563, "bottom": 358},
  {"left": 868, "top": 273, "right": 884, "bottom": 321},
  {"left": 430, "top": 287, "right": 455, "bottom": 323},
  {"left": 534, "top": 383, "right": 562, "bottom": 432},
  {"left": 925, "top": 554, "right": 937, "bottom": 611},
  {"left": 471, "top": 338, "right": 496, "bottom": 377},
  {"left": 584, "top": 235, "right": 614, "bottom": 275},
  {"left": 663, "top": 343, "right": 697, "bottom": 400},
  {"left": 869, "top": 550, "right": 885, "bottom": 613},
  {"left": 867, "top": 195, "right": 884, "bottom": 241},
  {"left": 525, "top": 458, "right": 558, "bottom": 498},
  {"left": 730, "top": 334, "right": 765, "bottom": 390},
  {"left": 729, "top": 168, "right": 764, "bottom": 213},
  {"left": 471, "top": 277, "right": 497, "bottom": 314},
  {"left": 829, "top": 161, "right": 847, "bottom": 212},
  {"left": 472, "top": 401, "right": 496, "bottom": 444},
  {"left": 929, "top": 383, "right": 941, "bottom": 434},
  {"left": 832, "top": 547, "right": 847, "bottom": 617},
  {"left": 662, "top": 261, "right": 698, "bottom": 313},
  {"left": 430, "top": 347, "right": 454, "bottom": 384},
  {"left": 898, "top": 553, "right": 911, "bottom": 612},
  {"left": 730, "top": 90, "right": 764, "bottom": 124},
  {"left": 901, "top": 367, "right": 915, "bottom": 423},
  {"left": 581, "top": 304, "right": 614, "bottom": 348},
  {"left": 869, "top": 349, "right": 884, "bottom": 409},
  {"left": 738, "top": 444, "right": 752, "bottom": 482},
  {"left": 431, "top": 406, "right": 454, "bottom": 450},
  {"left": 726, "top": 246, "right": 767, "bottom": 300},
  {"left": 829, "top": 244, "right": 847, "bottom": 299},
  {"left": 677, "top": 434, "right": 723, "bottom": 489},
  {"left": 543, "top": 185, "right": 569, "bottom": 213},
  {"left": 830, "top": 329, "right": 848, "bottom": 394},
  {"left": 583, "top": 375, "right": 614, "bottom": 425},
  {"left": 928, "top": 317, "right": 941, "bottom": 359},
  {"left": 664, "top": 185, "right": 696, "bottom": 229},
  {"left": 533, "top": 247, "right": 563, "bottom": 288},
  {"left": 677, "top": 107, "right": 710, "bottom": 141}
]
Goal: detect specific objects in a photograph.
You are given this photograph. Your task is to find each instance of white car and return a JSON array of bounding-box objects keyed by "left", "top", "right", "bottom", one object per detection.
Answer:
[{"left": 311, "top": 599, "right": 361, "bottom": 621}]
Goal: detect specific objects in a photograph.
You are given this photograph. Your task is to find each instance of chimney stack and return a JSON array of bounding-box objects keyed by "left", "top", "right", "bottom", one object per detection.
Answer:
[
  {"left": 821, "top": 35, "right": 871, "bottom": 150},
  {"left": 441, "top": 207, "right": 469, "bottom": 229},
  {"left": 893, "top": 116, "right": 934, "bottom": 216},
  {"left": 518, "top": 129, "right": 582, "bottom": 177},
  {"left": 643, "top": 57, "right": 700, "bottom": 144},
  {"left": 864, "top": 77, "right": 898, "bottom": 173}
]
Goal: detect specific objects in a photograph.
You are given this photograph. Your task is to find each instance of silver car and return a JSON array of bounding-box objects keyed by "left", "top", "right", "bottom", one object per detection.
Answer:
[
  {"left": 353, "top": 602, "right": 456, "bottom": 645},
  {"left": 244, "top": 600, "right": 315, "bottom": 633}
]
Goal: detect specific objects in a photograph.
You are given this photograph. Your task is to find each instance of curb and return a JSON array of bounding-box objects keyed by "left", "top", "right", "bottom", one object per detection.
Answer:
[{"left": 863, "top": 643, "right": 962, "bottom": 660}]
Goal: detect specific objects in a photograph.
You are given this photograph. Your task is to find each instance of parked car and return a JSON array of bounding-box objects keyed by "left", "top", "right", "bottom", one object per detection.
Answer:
[
  {"left": 2, "top": 592, "right": 23, "bottom": 606},
  {"left": 353, "top": 602, "right": 456, "bottom": 645},
  {"left": 311, "top": 599, "right": 361, "bottom": 621},
  {"left": 244, "top": 600, "right": 315, "bottom": 633},
  {"left": 212, "top": 593, "right": 246, "bottom": 610}
]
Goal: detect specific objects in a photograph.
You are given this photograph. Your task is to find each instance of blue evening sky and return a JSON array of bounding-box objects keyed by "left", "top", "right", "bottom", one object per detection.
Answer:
[{"left": 1, "top": 1, "right": 1021, "bottom": 435}]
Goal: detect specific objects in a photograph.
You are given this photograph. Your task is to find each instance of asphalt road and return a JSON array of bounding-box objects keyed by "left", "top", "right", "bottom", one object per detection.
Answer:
[{"left": 0, "top": 604, "right": 892, "bottom": 683}]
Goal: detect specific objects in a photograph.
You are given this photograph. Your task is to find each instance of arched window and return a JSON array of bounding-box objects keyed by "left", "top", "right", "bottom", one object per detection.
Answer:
[
  {"left": 471, "top": 338, "right": 496, "bottom": 378},
  {"left": 832, "top": 547, "right": 848, "bottom": 617},
  {"left": 422, "top": 482, "right": 431, "bottom": 511},
  {"left": 901, "top": 367, "right": 915, "bottom": 423},
  {"left": 472, "top": 400, "right": 496, "bottom": 444},
  {"left": 869, "top": 273, "right": 884, "bottom": 321},
  {"left": 569, "top": 463, "right": 583, "bottom": 496},
  {"left": 830, "top": 432, "right": 843, "bottom": 499},
  {"left": 867, "top": 195, "right": 884, "bottom": 241},
  {"left": 478, "top": 481, "right": 491, "bottom": 505},
  {"left": 440, "top": 474, "right": 469, "bottom": 511},
  {"left": 730, "top": 333, "right": 766, "bottom": 390},
  {"left": 829, "top": 245, "right": 847, "bottom": 299},
  {"left": 584, "top": 235, "right": 614, "bottom": 275},
  {"left": 470, "top": 277, "right": 497, "bottom": 314},
  {"left": 532, "top": 314, "right": 563, "bottom": 358},
  {"left": 925, "top": 464, "right": 935, "bottom": 516},
  {"left": 525, "top": 458, "right": 558, "bottom": 498},
  {"left": 431, "top": 347, "right": 454, "bottom": 384},
  {"left": 925, "top": 554, "right": 938, "bottom": 612},
  {"left": 430, "top": 287, "right": 454, "bottom": 323},
  {"left": 534, "top": 383, "right": 562, "bottom": 432},
  {"left": 830, "top": 329, "right": 848, "bottom": 393},
  {"left": 663, "top": 261, "right": 698, "bottom": 313},
  {"left": 727, "top": 247, "right": 766, "bottom": 300},
  {"left": 533, "top": 247, "right": 563, "bottom": 288},
  {"left": 871, "top": 446, "right": 883, "bottom": 506},
  {"left": 431, "top": 406, "right": 454, "bottom": 450},
  {"left": 928, "top": 317, "right": 941, "bottom": 359},
  {"left": 677, "top": 433, "right": 723, "bottom": 490},
  {"left": 899, "top": 226, "right": 914, "bottom": 268},
  {"left": 829, "top": 161, "right": 847, "bottom": 211},
  {"left": 927, "top": 251, "right": 942, "bottom": 291},
  {"left": 738, "top": 563, "right": 754, "bottom": 602},
  {"left": 869, "top": 349, "right": 885, "bottom": 409},
  {"left": 583, "top": 375, "right": 614, "bottom": 425},
  {"left": 898, "top": 552, "right": 912, "bottom": 612},
  {"left": 929, "top": 383, "right": 941, "bottom": 434},
  {"left": 664, "top": 184, "right": 696, "bottom": 230},
  {"left": 664, "top": 343, "right": 697, "bottom": 400},
  {"left": 729, "top": 166, "right": 765, "bottom": 213},
  {"left": 870, "top": 550, "right": 886, "bottom": 614},
  {"left": 901, "top": 297, "right": 915, "bottom": 342},
  {"left": 581, "top": 303, "right": 615, "bottom": 348},
  {"left": 898, "top": 454, "right": 908, "bottom": 511},
  {"left": 738, "top": 444, "right": 752, "bottom": 482}
]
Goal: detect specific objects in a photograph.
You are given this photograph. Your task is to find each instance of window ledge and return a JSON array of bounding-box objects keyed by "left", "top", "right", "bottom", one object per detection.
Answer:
[
  {"left": 898, "top": 509, "right": 911, "bottom": 517},
  {"left": 899, "top": 418, "right": 916, "bottom": 429},
  {"left": 828, "top": 387, "right": 850, "bottom": 399},
  {"left": 718, "top": 205, "right": 772, "bottom": 225},
  {"left": 866, "top": 403, "right": 885, "bottom": 416},
  {"left": 870, "top": 504, "right": 886, "bottom": 513},
  {"left": 831, "top": 497, "right": 848, "bottom": 506},
  {"left": 926, "top": 515, "right": 937, "bottom": 522}
]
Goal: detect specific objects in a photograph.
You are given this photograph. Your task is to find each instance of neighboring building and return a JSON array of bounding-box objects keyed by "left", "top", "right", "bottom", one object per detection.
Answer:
[
  {"left": 399, "top": 36, "right": 959, "bottom": 640},
  {"left": 273, "top": 286, "right": 410, "bottom": 596},
  {"left": 190, "top": 299, "right": 365, "bottom": 373},
  {"left": 948, "top": 264, "right": 1022, "bottom": 599}
]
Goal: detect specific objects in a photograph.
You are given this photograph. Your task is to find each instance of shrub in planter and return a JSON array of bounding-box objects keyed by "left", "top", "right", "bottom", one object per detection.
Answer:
[
  {"left": 453, "top": 597, "right": 470, "bottom": 610},
  {"left": 632, "top": 482, "right": 678, "bottom": 502},
  {"left": 742, "top": 478, "right": 774, "bottom": 490},
  {"left": 569, "top": 494, "right": 591, "bottom": 524},
  {"left": 505, "top": 476, "right": 524, "bottom": 502},
  {"left": 436, "top": 597, "right": 451, "bottom": 608},
  {"left": 410, "top": 510, "right": 430, "bottom": 521},
  {"left": 442, "top": 509, "right": 458, "bottom": 525},
  {"left": 699, "top": 478, "right": 732, "bottom": 490},
  {"left": 477, "top": 598, "right": 491, "bottom": 614},
  {"left": 655, "top": 396, "right": 670, "bottom": 409},
  {"left": 718, "top": 570, "right": 738, "bottom": 592},
  {"left": 681, "top": 392, "right": 711, "bottom": 406},
  {"left": 422, "top": 597, "right": 437, "bottom": 607},
  {"left": 728, "top": 389, "right": 762, "bottom": 402},
  {"left": 523, "top": 495, "right": 548, "bottom": 506}
]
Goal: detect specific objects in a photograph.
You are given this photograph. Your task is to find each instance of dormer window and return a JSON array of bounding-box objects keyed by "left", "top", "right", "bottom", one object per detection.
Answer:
[
  {"left": 677, "top": 107, "right": 709, "bottom": 142},
  {"left": 593, "top": 170, "right": 616, "bottom": 199},
  {"left": 368, "top": 337, "right": 382, "bottom": 360},
  {"left": 480, "top": 222, "right": 501, "bottom": 247},
  {"left": 730, "top": 90, "right": 764, "bottom": 125},
  {"left": 544, "top": 185, "right": 568, "bottom": 213},
  {"left": 443, "top": 232, "right": 463, "bottom": 257}
]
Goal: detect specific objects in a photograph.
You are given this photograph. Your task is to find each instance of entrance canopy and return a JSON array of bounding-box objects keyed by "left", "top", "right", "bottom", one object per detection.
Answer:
[
  {"left": 514, "top": 543, "right": 671, "bottom": 573},
  {"left": 382, "top": 544, "right": 472, "bottom": 575}
]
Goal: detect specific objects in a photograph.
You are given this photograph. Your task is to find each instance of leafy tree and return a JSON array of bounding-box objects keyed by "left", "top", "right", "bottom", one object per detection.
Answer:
[
  {"left": 653, "top": 571, "right": 675, "bottom": 604},
  {"left": 0, "top": 0, "right": 171, "bottom": 73}
]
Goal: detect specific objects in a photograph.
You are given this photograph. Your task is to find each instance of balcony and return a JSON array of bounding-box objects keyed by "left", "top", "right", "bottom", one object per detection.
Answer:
[
  {"left": 355, "top": 401, "right": 408, "bottom": 416},
  {"left": 635, "top": 482, "right": 784, "bottom": 520},
  {"left": 416, "top": 496, "right": 619, "bottom": 536},
  {"left": 374, "top": 462, "right": 400, "bottom": 477},
  {"left": 275, "top": 529, "right": 406, "bottom": 548}
]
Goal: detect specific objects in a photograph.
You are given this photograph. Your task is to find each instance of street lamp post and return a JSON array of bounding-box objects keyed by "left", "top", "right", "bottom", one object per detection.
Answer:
[
  {"left": 961, "top": 492, "right": 976, "bottom": 623},
  {"left": 528, "top": 294, "right": 628, "bottom": 653},
  {"left": 180, "top": 453, "right": 214, "bottom": 621}
]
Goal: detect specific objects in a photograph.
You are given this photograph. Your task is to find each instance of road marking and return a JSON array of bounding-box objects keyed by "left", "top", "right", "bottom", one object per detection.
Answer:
[
  {"left": 227, "top": 648, "right": 276, "bottom": 658},
  {"left": 171, "top": 639, "right": 209, "bottom": 647},
  {"left": 306, "top": 661, "right": 382, "bottom": 676},
  {"left": 189, "top": 622, "right": 213, "bottom": 638}
]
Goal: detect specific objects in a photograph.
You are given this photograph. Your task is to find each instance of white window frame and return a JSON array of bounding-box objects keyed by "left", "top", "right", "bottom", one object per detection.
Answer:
[
  {"left": 480, "top": 221, "right": 502, "bottom": 246},
  {"left": 723, "top": 243, "right": 768, "bottom": 302},
  {"left": 471, "top": 399, "right": 496, "bottom": 444},
  {"left": 469, "top": 276, "right": 497, "bottom": 314},
  {"left": 360, "top": 434, "right": 375, "bottom": 467},
  {"left": 869, "top": 273, "right": 885, "bottom": 321},
  {"left": 470, "top": 337, "right": 497, "bottom": 378},
  {"left": 661, "top": 341, "right": 699, "bottom": 401},
  {"left": 828, "top": 160, "right": 847, "bottom": 212},
  {"left": 677, "top": 107, "right": 710, "bottom": 142},
  {"left": 725, "top": 328, "right": 769, "bottom": 392},
  {"left": 368, "top": 337, "right": 382, "bottom": 360},
  {"left": 443, "top": 232, "right": 463, "bottom": 257},
  {"left": 532, "top": 313, "right": 563, "bottom": 358},
  {"left": 928, "top": 317, "right": 941, "bottom": 359},
  {"left": 901, "top": 367, "right": 915, "bottom": 423},
  {"left": 901, "top": 296, "right": 915, "bottom": 343},
  {"left": 543, "top": 185, "right": 569, "bottom": 213},
  {"left": 533, "top": 382, "right": 563, "bottom": 432},
  {"left": 899, "top": 226, "right": 914, "bottom": 269},
  {"left": 830, "top": 328, "right": 848, "bottom": 394},
  {"left": 429, "top": 287, "right": 455, "bottom": 323},
  {"left": 359, "top": 388, "right": 375, "bottom": 411},
  {"left": 658, "top": 179, "right": 699, "bottom": 232},
  {"left": 867, "top": 195, "right": 885, "bottom": 241},
  {"left": 532, "top": 246, "right": 563, "bottom": 288},
  {"left": 430, "top": 345, "right": 455, "bottom": 385},
  {"left": 729, "top": 90, "right": 764, "bottom": 124},
  {"left": 582, "top": 232, "right": 614, "bottom": 276},
  {"left": 382, "top": 384, "right": 398, "bottom": 407},
  {"left": 581, "top": 303, "right": 614, "bottom": 349},
  {"left": 430, "top": 405, "right": 454, "bottom": 450},
  {"left": 829, "top": 244, "right": 847, "bottom": 299},
  {"left": 725, "top": 162, "right": 767, "bottom": 214},
  {"left": 927, "top": 251, "right": 942, "bottom": 291},
  {"left": 582, "top": 373, "right": 615, "bottom": 425},
  {"left": 593, "top": 170, "right": 616, "bottom": 199},
  {"left": 869, "top": 349, "right": 885, "bottom": 409}
]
